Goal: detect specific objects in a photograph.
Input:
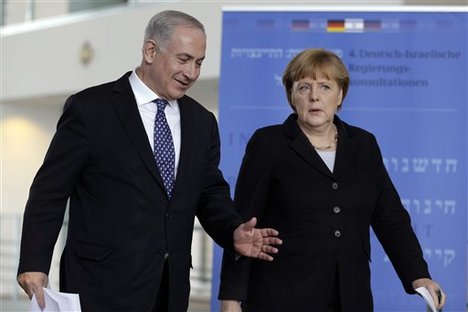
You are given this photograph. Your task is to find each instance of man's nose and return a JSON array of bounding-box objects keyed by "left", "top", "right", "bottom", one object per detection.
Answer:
[{"left": 184, "top": 62, "right": 199, "bottom": 80}]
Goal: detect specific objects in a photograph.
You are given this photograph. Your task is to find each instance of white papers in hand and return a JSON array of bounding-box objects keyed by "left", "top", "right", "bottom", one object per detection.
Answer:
[
  {"left": 29, "top": 287, "right": 81, "bottom": 312},
  {"left": 415, "top": 286, "right": 438, "bottom": 312}
]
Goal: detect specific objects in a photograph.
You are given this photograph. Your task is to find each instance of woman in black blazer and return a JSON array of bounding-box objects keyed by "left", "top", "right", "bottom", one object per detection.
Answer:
[{"left": 218, "top": 49, "right": 445, "bottom": 312}]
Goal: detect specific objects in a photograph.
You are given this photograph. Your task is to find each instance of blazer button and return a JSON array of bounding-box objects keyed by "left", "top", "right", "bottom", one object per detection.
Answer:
[
  {"left": 334, "top": 230, "right": 342, "bottom": 238},
  {"left": 332, "top": 182, "right": 339, "bottom": 190},
  {"left": 333, "top": 206, "right": 341, "bottom": 214}
]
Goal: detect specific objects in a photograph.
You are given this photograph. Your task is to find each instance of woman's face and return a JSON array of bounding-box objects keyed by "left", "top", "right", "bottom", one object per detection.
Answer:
[{"left": 291, "top": 75, "right": 343, "bottom": 129}]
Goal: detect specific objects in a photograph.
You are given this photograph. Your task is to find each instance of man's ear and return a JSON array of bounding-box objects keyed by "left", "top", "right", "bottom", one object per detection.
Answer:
[{"left": 143, "top": 39, "right": 157, "bottom": 64}]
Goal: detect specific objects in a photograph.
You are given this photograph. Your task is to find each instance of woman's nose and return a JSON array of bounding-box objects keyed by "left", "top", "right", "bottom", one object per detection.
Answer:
[{"left": 309, "top": 87, "right": 319, "bottom": 102}]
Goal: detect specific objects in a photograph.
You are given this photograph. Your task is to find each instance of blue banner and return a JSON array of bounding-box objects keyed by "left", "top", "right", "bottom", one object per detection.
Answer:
[{"left": 212, "top": 8, "right": 467, "bottom": 311}]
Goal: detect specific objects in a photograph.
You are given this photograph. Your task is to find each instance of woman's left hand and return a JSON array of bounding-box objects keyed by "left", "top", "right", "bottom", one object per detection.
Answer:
[{"left": 412, "top": 278, "right": 446, "bottom": 310}]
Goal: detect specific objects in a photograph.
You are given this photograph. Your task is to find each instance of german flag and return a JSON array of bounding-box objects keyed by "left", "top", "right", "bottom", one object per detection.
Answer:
[{"left": 327, "top": 20, "right": 345, "bottom": 32}]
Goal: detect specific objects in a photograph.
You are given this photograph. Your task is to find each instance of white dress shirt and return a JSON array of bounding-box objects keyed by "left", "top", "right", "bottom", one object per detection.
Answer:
[{"left": 128, "top": 71, "right": 181, "bottom": 177}]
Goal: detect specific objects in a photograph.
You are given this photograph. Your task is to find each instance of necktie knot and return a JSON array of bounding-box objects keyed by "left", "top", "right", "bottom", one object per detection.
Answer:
[{"left": 154, "top": 98, "right": 168, "bottom": 112}]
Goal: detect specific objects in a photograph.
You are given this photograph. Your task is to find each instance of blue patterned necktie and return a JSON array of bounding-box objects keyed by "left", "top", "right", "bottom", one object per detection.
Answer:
[{"left": 153, "top": 98, "right": 175, "bottom": 198}]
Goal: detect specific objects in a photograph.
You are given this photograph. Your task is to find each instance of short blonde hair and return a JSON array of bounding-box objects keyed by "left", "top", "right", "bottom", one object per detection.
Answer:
[{"left": 282, "top": 48, "right": 349, "bottom": 110}]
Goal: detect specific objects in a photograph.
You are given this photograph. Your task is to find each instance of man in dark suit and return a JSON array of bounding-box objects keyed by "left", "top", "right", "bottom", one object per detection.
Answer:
[{"left": 17, "top": 10, "right": 281, "bottom": 312}]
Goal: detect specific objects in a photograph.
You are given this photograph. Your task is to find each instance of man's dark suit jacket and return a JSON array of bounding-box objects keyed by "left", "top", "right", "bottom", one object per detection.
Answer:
[
  {"left": 219, "top": 113, "right": 430, "bottom": 311},
  {"left": 18, "top": 72, "right": 242, "bottom": 311}
]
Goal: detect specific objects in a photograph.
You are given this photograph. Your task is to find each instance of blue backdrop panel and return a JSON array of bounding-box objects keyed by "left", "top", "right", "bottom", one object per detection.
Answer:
[{"left": 211, "top": 8, "right": 467, "bottom": 311}]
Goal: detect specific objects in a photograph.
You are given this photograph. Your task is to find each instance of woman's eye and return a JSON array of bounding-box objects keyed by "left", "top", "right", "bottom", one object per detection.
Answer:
[{"left": 298, "top": 85, "right": 310, "bottom": 93}]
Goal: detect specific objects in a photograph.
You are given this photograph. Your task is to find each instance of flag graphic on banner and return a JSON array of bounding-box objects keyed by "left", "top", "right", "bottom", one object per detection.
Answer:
[
  {"left": 345, "top": 18, "right": 364, "bottom": 32},
  {"left": 291, "top": 19, "right": 310, "bottom": 31},
  {"left": 381, "top": 19, "right": 400, "bottom": 31},
  {"left": 364, "top": 20, "right": 382, "bottom": 31},
  {"left": 327, "top": 20, "right": 345, "bottom": 32}
]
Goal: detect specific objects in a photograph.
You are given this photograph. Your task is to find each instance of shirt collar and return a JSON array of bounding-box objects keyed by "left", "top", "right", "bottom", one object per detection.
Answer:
[{"left": 129, "top": 70, "right": 177, "bottom": 108}]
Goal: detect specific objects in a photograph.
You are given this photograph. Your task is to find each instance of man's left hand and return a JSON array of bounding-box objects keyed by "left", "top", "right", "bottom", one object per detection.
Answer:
[{"left": 233, "top": 217, "right": 282, "bottom": 261}]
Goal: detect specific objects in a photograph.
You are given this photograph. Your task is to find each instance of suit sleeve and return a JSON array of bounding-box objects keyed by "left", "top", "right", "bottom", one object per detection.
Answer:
[
  {"left": 369, "top": 135, "right": 430, "bottom": 294},
  {"left": 218, "top": 130, "right": 271, "bottom": 301},
  {"left": 17, "top": 95, "right": 90, "bottom": 275},
  {"left": 196, "top": 113, "right": 243, "bottom": 251}
]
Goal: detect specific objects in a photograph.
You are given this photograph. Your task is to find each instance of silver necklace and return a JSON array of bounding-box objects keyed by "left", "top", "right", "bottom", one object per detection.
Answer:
[{"left": 313, "top": 125, "right": 338, "bottom": 151}]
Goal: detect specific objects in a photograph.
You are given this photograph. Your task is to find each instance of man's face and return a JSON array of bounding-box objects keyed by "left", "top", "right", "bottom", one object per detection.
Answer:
[{"left": 146, "top": 26, "right": 206, "bottom": 100}]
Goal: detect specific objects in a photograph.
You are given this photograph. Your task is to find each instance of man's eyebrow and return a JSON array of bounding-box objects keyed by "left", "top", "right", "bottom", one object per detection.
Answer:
[{"left": 174, "top": 52, "right": 205, "bottom": 60}]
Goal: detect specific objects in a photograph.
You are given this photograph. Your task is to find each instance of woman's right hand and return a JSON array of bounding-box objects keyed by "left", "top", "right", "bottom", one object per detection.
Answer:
[{"left": 220, "top": 300, "right": 242, "bottom": 312}]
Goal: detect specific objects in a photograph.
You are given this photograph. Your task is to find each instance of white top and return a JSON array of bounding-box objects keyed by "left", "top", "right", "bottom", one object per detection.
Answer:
[
  {"left": 128, "top": 71, "right": 181, "bottom": 177},
  {"left": 316, "top": 150, "right": 336, "bottom": 173}
]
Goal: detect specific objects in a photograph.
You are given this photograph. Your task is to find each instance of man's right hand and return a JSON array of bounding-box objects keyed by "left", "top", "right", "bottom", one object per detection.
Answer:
[
  {"left": 17, "top": 272, "right": 48, "bottom": 309},
  {"left": 220, "top": 300, "right": 242, "bottom": 312}
]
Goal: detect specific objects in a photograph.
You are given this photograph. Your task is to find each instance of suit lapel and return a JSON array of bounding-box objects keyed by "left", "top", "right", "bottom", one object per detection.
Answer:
[
  {"left": 332, "top": 117, "right": 356, "bottom": 179},
  {"left": 284, "top": 114, "right": 334, "bottom": 178},
  {"left": 111, "top": 73, "right": 165, "bottom": 188},
  {"left": 171, "top": 96, "right": 194, "bottom": 198}
]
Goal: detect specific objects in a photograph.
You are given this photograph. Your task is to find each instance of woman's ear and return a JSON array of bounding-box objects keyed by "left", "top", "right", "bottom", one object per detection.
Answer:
[
  {"left": 290, "top": 98, "right": 297, "bottom": 112},
  {"left": 289, "top": 86, "right": 298, "bottom": 112},
  {"left": 337, "top": 88, "right": 343, "bottom": 109}
]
